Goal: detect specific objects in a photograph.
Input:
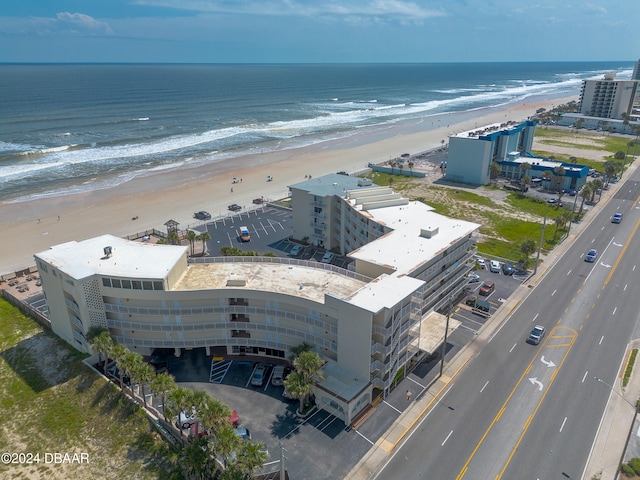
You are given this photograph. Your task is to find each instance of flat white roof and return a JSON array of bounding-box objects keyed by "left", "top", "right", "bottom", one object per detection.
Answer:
[
  {"left": 317, "top": 360, "right": 369, "bottom": 402},
  {"left": 346, "top": 274, "right": 424, "bottom": 313},
  {"left": 175, "top": 262, "right": 366, "bottom": 303},
  {"left": 349, "top": 200, "right": 479, "bottom": 275},
  {"left": 35, "top": 234, "right": 186, "bottom": 280}
]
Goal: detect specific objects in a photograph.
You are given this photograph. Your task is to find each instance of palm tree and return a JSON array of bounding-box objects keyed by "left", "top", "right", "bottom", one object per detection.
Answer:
[
  {"left": 236, "top": 441, "right": 269, "bottom": 476},
  {"left": 171, "top": 436, "right": 217, "bottom": 480},
  {"left": 578, "top": 183, "right": 593, "bottom": 213},
  {"left": 521, "top": 175, "right": 531, "bottom": 193},
  {"left": 110, "top": 343, "right": 129, "bottom": 391},
  {"left": 553, "top": 165, "right": 566, "bottom": 192},
  {"left": 519, "top": 162, "right": 531, "bottom": 180},
  {"left": 167, "top": 386, "right": 193, "bottom": 437},
  {"left": 136, "top": 362, "right": 155, "bottom": 408},
  {"left": 187, "top": 230, "right": 197, "bottom": 256},
  {"left": 408, "top": 161, "right": 414, "bottom": 175},
  {"left": 167, "top": 230, "right": 180, "bottom": 245},
  {"left": 284, "top": 371, "right": 314, "bottom": 414},
  {"left": 553, "top": 216, "right": 564, "bottom": 241},
  {"left": 542, "top": 171, "right": 553, "bottom": 191},
  {"left": 150, "top": 372, "right": 176, "bottom": 421},
  {"left": 569, "top": 156, "right": 577, "bottom": 164},
  {"left": 294, "top": 350, "right": 325, "bottom": 380},
  {"left": 201, "top": 397, "right": 231, "bottom": 434},
  {"left": 590, "top": 178, "right": 603, "bottom": 202},
  {"left": 520, "top": 239, "right": 537, "bottom": 268},
  {"left": 89, "top": 329, "right": 114, "bottom": 373},
  {"left": 189, "top": 389, "right": 210, "bottom": 437},
  {"left": 197, "top": 232, "right": 211, "bottom": 255},
  {"left": 288, "top": 342, "right": 313, "bottom": 362},
  {"left": 214, "top": 423, "right": 242, "bottom": 468},
  {"left": 120, "top": 351, "right": 143, "bottom": 398}
]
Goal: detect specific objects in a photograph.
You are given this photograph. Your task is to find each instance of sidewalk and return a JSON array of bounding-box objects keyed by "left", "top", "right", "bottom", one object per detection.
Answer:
[
  {"left": 584, "top": 340, "right": 640, "bottom": 480},
  {"left": 346, "top": 161, "right": 638, "bottom": 480}
]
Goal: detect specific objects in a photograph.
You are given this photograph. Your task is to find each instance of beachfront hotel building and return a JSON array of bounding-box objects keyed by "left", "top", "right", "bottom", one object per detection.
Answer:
[
  {"left": 577, "top": 72, "right": 638, "bottom": 120},
  {"left": 446, "top": 120, "right": 589, "bottom": 191},
  {"left": 35, "top": 174, "right": 479, "bottom": 424},
  {"left": 445, "top": 120, "right": 536, "bottom": 185}
]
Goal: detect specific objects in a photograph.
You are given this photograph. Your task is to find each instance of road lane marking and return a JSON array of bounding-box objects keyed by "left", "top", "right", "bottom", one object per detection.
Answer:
[
  {"left": 582, "top": 371, "right": 588, "bottom": 383},
  {"left": 510, "top": 343, "right": 517, "bottom": 353},
  {"left": 480, "top": 381, "right": 489, "bottom": 393},
  {"left": 567, "top": 269, "right": 572, "bottom": 275},
  {"left": 456, "top": 326, "right": 577, "bottom": 479},
  {"left": 606, "top": 221, "right": 640, "bottom": 286},
  {"left": 532, "top": 313, "right": 539, "bottom": 322},
  {"left": 552, "top": 289, "right": 557, "bottom": 296},
  {"left": 599, "top": 336, "right": 604, "bottom": 345},
  {"left": 613, "top": 307, "right": 617, "bottom": 315},
  {"left": 560, "top": 417, "right": 567, "bottom": 432},
  {"left": 442, "top": 430, "right": 453, "bottom": 446}
]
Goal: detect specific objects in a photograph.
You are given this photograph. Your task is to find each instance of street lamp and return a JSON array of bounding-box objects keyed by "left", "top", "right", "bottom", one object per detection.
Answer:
[{"left": 594, "top": 376, "right": 638, "bottom": 410}]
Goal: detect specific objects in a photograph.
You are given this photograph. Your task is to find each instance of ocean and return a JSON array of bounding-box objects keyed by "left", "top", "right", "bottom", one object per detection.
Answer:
[{"left": 0, "top": 62, "right": 633, "bottom": 203}]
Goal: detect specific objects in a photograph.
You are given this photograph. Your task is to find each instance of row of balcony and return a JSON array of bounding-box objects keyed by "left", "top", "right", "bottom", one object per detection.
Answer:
[
  {"left": 107, "top": 318, "right": 337, "bottom": 352},
  {"left": 104, "top": 303, "right": 339, "bottom": 335}
]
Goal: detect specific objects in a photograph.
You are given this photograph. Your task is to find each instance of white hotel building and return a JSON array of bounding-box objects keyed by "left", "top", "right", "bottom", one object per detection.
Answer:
[{"left": 35, "top": 174, "right": 479, "bottom": 424}]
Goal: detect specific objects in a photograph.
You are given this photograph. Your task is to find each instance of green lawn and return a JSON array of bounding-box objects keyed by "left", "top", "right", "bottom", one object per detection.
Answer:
[{"left": 0, "top": 299, "right": 171, "bottom": 479}]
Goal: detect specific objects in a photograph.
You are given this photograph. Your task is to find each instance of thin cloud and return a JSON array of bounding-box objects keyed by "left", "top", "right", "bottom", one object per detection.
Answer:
[
  {"left": 134, "top": 0, "right": 445, "bottom": 21},
  {"left": 56, "top": 12, "right": 114, "bottom": 34}
]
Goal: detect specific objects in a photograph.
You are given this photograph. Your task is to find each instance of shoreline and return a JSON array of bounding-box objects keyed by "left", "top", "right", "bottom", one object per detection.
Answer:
[{"left": 0, "top": 95, "right": 576, "bottom": 275}]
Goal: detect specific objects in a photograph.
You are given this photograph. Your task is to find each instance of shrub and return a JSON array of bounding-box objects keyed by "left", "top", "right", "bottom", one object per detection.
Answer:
[
  {"left": 615, "top": 151, "right": 626, "bottom": 160},
  {"left": 628, "top": 457, "right": 640, "bottom": 475},
  {"left": 621, "top": 463, "right": 635, "bottom": 475}
]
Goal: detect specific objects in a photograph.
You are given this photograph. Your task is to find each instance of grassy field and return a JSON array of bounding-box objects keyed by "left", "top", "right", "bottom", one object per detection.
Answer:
[{"left": 0, "top": 299, "right": 171, "bottom": 480}]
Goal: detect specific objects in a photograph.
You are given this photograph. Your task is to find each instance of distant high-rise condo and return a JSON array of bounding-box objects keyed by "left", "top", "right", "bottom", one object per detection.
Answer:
[{"left": 578, "top": 72, "right": 638, "bottom": 120}]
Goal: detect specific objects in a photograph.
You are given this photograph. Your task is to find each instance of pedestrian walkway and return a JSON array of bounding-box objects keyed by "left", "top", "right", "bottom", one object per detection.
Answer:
[{"left": 346, "top": 161, "right": 639, "bottom": 480}]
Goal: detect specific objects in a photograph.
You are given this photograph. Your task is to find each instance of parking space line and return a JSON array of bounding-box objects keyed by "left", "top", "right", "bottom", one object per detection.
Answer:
[
  {"left": 383, "top": 401, "right": 402, "bottom": 414},
  {"left": 354, "top": 429, "right": 374, "bottom": 445},
  {"left": 251, "top": 224, "right": 261, "bottom": 239},
  {"left": 407, "top": 377, "right": 425, "bottom": 388},
  {"left": 259, "top": 222, "right": 269, "bottom": 236},
  {"left": 266, "top": 219, "right": 278, "bottom": 233}
]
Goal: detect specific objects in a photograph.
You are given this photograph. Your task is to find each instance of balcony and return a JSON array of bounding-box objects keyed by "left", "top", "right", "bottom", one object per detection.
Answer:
[
  {"left": 229, "top": 298, "right": 249, "bottom": 307},
  {"left": 231, "top": 314, "right": 250, "bottom": 322},
  {"left": 231, "top": 330, "right": 251, "bottom": 338}
]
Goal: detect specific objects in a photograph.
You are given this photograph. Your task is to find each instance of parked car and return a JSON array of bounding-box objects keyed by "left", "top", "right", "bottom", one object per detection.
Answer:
[
  {"left": 271, "top": 365, "right": 286, "bottom": 386},
  {"left": 336, "top": 171, "right": 349, "bottom": 176},
  {"left": 251, "top": 364, "right": 267, "bottom": 387},
  {"left": 238, "top": 226, "right": 250, "bottom": 242},
  {"left": 479, "top": 281, "right": 495, "bottom": 296},
  {"left": 501, "top": 263, "right": 514, "bottom": 276},
  {"left": 612, "top": 212, "right": 623, "bottom": 224},
  {"left": 467, "top": 273, "right": 480, "bottom": 283},
  {"left": 489, "top": 260, "right": 501, "bottom": 273},
  {"left": 477, "top": 258, "right": 486, "bottom": 269},
  {"left": 321, "top": 252, "right": 334, "bottom": 263},
  {"left": 252, "top": 198, "right": 264, "bottom": 204},
  {"left": 527, "top": 325, "right": 546, "bottom": 345},
  {"left": 228, "top": 204, "right": 242, "bottom": 212},
  {"left": 194, "top": 211, "right": 211, "bottom": 220},
  {"left": 234, "top": 427, "right": 251, "bottom": 441},
  {"left": 584, "top": 249, "right": 598, "bottom": 262},
  {"left": 176, "top": 407, "right": 198, "bottom": 429},
  {"left": 289, "top": 245, "right": 302, "bottom": 256}
]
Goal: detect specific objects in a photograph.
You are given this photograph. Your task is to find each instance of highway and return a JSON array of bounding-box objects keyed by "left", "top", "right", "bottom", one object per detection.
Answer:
[{"left": 374, "top": 176, "right": 640, "bottom": 480}]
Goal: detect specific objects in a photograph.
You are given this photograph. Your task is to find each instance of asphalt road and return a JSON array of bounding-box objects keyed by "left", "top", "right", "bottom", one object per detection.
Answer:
[{"left": 374, "top": 176, "right": 640, "bottom": 480}]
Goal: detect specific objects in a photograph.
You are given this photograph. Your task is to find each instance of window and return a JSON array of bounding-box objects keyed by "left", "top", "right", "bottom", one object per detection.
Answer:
[
  {"left": 102, "top": 278, "right": 110, "bottom": 287},
  {"left": 153, "top": 281, "right": 163, "bottom": 291},
  {"left": 143, "top": 281, "right": 153, "bottom": 290},
  {"left": 132, "top": 280, "right": 142, "bottom": 290}
]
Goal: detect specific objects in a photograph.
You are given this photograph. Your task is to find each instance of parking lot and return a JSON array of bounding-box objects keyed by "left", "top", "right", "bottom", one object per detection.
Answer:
[
  {"left": 155, "top": 349, "right": 378, "bottom": 479},
  {"left": 200, "top": 204, "right": 353, "bottom": 268}
]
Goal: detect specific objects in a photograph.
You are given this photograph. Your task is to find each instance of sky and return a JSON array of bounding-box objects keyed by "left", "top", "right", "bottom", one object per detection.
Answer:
[{"left": 0, "top": 0, "right": 637, "bottom": 63}]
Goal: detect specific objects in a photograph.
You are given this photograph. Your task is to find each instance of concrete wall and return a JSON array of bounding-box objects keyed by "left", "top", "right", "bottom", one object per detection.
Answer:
[{"left": 447, "top": 137, "right": 492, "bottom": 185}]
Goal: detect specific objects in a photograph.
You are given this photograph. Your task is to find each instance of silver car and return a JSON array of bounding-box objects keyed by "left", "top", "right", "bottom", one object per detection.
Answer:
[{"left": 528, "top": 325, "right": 545, "bottom": 345}]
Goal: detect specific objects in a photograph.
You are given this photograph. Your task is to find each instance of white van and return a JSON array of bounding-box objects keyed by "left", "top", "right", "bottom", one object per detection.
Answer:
[
  {"left": 239, "top": 226, "right": 250, "bottom": 242},
  {"left": 489, "top": 260, "right": 500, "bottom": 273}
]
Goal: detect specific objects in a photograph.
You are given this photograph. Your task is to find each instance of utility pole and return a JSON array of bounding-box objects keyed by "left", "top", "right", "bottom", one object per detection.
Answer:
[
  {"left": 440, "top": 296, "right": 452, "bottom": 377},
  {"left": 280, "top": 441, "right": 287, "bottom": 480}
]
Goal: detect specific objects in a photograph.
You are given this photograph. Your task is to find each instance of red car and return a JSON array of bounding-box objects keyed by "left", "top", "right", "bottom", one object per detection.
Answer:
[{"left": 479, "top": 281, "right": 495, "bottom": 296}]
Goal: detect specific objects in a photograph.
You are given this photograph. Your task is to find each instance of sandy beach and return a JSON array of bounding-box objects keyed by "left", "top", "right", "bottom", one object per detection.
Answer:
[{"left": 0, "top": 96, "right": 576, "bottom": 275}]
